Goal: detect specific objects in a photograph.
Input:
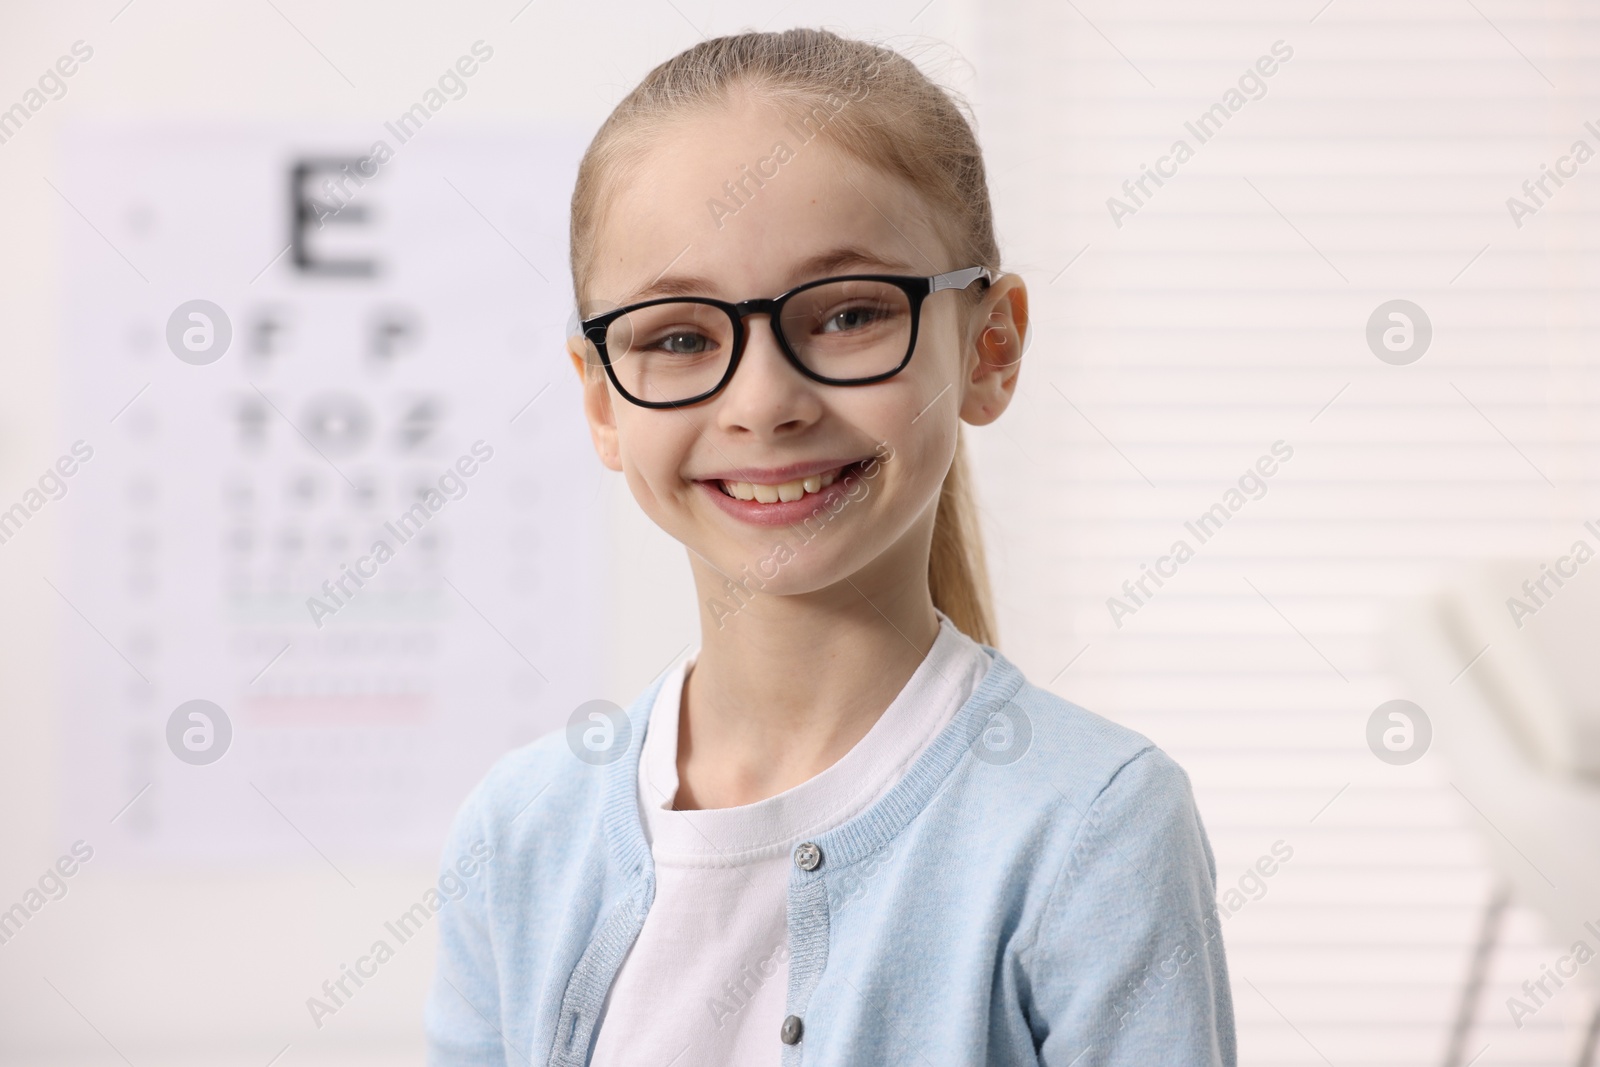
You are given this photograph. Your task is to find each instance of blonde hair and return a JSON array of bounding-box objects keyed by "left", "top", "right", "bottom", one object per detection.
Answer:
[{"left": 569, "top": 27, "right": 1000, "bottom": 647}]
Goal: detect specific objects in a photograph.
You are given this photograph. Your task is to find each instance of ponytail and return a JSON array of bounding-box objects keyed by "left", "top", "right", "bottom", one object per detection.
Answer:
[{"left": 930, "top": 428, "right": 997, "bottom": 648}]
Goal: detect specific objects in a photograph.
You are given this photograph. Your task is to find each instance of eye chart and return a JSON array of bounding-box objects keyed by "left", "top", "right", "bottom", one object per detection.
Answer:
[{"left": 55, "top": 124, "right": 605, "bottom": 863}]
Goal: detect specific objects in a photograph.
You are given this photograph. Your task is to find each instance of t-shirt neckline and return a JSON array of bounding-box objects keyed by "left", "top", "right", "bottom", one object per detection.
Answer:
[{"left": 637, "top": 611, "right": 987, "bottom": 866}]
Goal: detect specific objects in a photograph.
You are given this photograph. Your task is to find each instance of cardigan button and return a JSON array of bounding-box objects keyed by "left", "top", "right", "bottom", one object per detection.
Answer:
[
  {"left": 780, "top": 1014, "right": 804, "bottom": 1044},
  {"left": 793, "top": 842, "right": 822, "bottom": 871}
]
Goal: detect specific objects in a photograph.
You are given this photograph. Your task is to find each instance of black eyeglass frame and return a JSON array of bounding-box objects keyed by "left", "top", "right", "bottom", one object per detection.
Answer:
[{"left": 579, "top": 265, "right": 996, "bottom": 410}]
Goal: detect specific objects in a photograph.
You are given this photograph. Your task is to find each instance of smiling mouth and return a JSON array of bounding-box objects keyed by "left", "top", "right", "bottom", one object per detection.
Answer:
[{"left": 714, "top": 459, "right": 870, "bottom": 503}]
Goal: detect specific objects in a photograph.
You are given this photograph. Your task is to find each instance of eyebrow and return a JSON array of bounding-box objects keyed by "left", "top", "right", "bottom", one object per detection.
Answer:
[{"left": 622, "top": 246, "right": 919, "bottom": 304}]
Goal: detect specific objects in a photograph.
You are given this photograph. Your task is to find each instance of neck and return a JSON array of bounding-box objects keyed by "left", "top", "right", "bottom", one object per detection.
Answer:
[{"left": 671, "top": 545, "right": 940, "bottom": 811}]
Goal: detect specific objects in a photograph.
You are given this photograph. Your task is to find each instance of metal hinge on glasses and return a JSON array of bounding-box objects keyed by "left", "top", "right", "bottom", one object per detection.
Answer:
[{"left": 930, "top": 266, "right": 995, "bottom": 292}]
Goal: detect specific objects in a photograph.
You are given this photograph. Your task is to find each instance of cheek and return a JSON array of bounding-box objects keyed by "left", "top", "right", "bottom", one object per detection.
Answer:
[
  {"left": 618, "top": 461, "right": 661, "bottom": 513},
  {"left": 615, "top": 412, "right": 695, "bottom": 510},
  {"left": 900, "top": 326, "right": 972, "bottom": 428},
  {"left": 917, "top": 301, "right": 972, "bottom": 371},
  {"left": 899, "top": 424, "right": 959, "bottom": 506},
  {"left": 847, "top": 398, "right": 957, "bottom": 516}
]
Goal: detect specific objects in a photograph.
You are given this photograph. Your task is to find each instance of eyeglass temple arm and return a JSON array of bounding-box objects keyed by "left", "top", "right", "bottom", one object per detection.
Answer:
[{"left": 929, "top": 266, "right": 995, "bottom": 292}]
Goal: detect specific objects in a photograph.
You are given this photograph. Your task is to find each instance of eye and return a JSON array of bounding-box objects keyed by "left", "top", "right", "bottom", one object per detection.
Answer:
[
  {"left": 648, "top": 330, "right": 717, "bottom": 355},
  {"left": 819, "top": 301, "right": 891, "bottom": 334}
]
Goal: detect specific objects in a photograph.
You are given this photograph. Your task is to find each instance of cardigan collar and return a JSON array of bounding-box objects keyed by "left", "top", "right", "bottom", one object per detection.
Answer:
[{"left": 600, "top": 640, "right": 1029, "bottom": 888}]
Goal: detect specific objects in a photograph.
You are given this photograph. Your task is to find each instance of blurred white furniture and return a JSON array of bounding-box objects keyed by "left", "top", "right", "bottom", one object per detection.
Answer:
[{"left": 1389, "top": 558, "right": 1600, "bottom": 1067}]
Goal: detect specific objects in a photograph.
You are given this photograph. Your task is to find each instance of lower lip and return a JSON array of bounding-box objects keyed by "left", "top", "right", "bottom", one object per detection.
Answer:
[{"left": 697, "top": 462, "right": 869, "bottom": 527}]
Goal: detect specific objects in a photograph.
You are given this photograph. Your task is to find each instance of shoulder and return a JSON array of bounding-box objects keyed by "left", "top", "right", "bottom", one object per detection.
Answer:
[
  {"left": 963, "top": 653, "right": 1210, "bottom": 878},
  {"left": 440, "top": 722, "right": 611, "bottom": 872},
  {"left": 966, "top": 662, "right": 1221, "bottom": 946},
  {"left": 981, "top": 656, "right": 1193, "bottom": 808},
  {"left": 440, "top": 676, "right": 666, "bottom": 874},
  {"left": 469, "top": 727, "right": 599, "bottom": 816},
  {"left": 1032, "top": 678, "right": 1196, "bottom": 820}
]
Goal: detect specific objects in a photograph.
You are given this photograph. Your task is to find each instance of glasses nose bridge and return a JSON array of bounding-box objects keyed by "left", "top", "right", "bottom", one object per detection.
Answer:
[
  {"left": 729, "top": 295, "right": 789, "bottom": 355},
  {"left": 731, "top": 295, "right": 782, "bottom": 324}
]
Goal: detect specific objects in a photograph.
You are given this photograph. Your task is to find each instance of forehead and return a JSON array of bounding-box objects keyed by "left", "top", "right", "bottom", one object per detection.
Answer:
[{"left": 588, "top": 97, "right": 951, "bottom": 307}]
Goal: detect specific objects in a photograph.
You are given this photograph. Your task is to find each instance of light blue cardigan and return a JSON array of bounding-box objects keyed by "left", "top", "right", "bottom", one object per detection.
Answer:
[{"left": 424, "top": 645, "right": 1236, "bottom": 1065}]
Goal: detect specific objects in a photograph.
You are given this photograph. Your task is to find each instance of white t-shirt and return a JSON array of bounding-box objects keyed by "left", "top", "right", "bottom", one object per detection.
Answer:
[{"left": 588, "top": 612, "right": 992, "bottom": 1067}]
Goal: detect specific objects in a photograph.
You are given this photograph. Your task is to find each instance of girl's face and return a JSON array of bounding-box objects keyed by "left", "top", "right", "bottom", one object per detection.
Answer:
[{"left": 570, "top": 94, "right": 1025, "bottom": 607}]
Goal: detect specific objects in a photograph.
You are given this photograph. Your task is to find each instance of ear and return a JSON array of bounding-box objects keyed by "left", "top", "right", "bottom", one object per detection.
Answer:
[
  {"left": 958, "top": 273, "right": 1028, "bottom": 427},
  {"left": 568, "top": 335, "right": 623, "bottom": 472}
]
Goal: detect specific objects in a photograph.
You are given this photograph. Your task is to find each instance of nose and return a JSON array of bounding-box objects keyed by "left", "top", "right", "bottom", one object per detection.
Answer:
[{"left": 712, "top": 312, "right": 821, "bottom": 436}]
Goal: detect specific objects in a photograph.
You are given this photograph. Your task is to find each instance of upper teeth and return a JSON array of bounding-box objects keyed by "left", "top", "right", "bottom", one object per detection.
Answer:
[{"left": 722, "top": 467, "right": 841, "bottom": 503}]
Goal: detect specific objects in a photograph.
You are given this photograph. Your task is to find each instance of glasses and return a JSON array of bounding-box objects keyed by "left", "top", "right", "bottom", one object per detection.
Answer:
[{"left": 578, "top": 266, "right": 995, "bottom": 409}]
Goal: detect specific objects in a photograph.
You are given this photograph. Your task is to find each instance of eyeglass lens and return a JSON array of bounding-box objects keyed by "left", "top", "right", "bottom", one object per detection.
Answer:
[{"left": 603, "top": 279, "right": 914, "bottom": 404}]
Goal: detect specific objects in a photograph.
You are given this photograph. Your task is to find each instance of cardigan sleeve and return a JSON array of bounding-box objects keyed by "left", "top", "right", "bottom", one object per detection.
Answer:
[
  {"left": 424, "top": 782, "right": 511, "bottom": 1067},
  {"left": 1018, "top": 746, "right": 1237, "bottom": 1066}
]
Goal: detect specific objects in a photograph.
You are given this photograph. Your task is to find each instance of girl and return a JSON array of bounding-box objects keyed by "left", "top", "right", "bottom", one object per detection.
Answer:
[{"left": 426, "top": 28, "right": 1234, "bottom": 1067}]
